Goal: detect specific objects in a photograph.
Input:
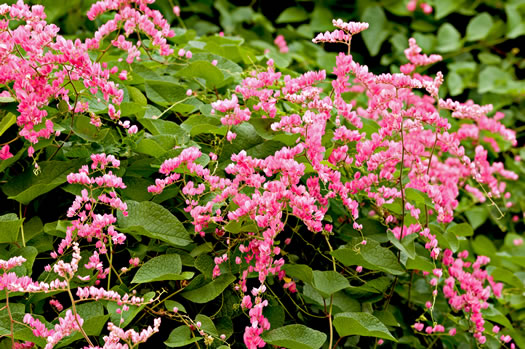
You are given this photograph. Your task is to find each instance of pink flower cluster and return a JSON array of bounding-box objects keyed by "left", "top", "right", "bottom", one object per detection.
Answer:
[
  {"left": 0, "top": 1, "right": 123, "bottom": 149},
  {"left": 274, "top": 34, "right": 288, "bottom": 53},
  {"left": 442, "top": 249, "right": 508, "bottom": 345},
  {"left": 24, "top": 310, "right": 84, "bottom": 349},
  {"left": 149, "top": 18, "right": 518, "bottom": 347},
  {"left": 86, "top": 0, "right": 175, "bottom": 62}
]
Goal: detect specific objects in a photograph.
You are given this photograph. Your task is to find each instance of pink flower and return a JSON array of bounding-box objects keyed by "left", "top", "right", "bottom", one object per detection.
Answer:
[
  {"left": 449, "top": 328, "right": 456, "bottom": 336},
  {"left": 226, "top": 131, "right": 236, "bottom": 142},
  {"left": 513, "top": 238, "right": 523, "bottom": 246},
  {"left": 186, "top": 89, "right": 193, "bottom": 96},
  {"left": 0, "top": 145, "right": 13, "bottom": 160},
  {"left": 414, "top": 322, "right": 424, "bottom": 331},
  {"left": 356, "top": 265, "right": 363, "bottom": 273},
  {"left": 173, "top": 5, "right": 180, "bottom": 17}
]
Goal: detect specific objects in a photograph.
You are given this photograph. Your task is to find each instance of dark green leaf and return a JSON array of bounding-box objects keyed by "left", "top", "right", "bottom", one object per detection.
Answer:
[
  {"left": 311, "top": 270, "right": 350, "bottom": 297},
  {"left": 132, "top": 254, "right": 193, "bottom": 283},
  {"left": 261, "top": 324, "right": 327, "bottom": 349},
  {"left": 331, "top": 239, "right": 404, "bottom": 275},
  {"left": 118, "top": 201, "right": 192, "bottom": 246},
  {"left": 181, "top": 273, "right": 236, "bottom": 303},
  {"left": 165, "top": 326, "right": 201, "bottom": 347},
  {"left": 2, "top": 159, "right": 85, "bottom": 205}
]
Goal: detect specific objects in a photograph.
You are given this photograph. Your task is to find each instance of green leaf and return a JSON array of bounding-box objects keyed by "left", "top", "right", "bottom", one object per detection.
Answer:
[
  {"left": 482, "top": 305, "right": 513, "bottom": 329},
  {"left": 447, "top": 71, "right": 464, "bottom": 96},
  {"left": 472, "top": 235, "right": 496, "bottom": 257},
  {"left": 478, "top": 66, "right": 511, "bottom": 94},
  {"left": 181, "top": 273, "right": 236, "bottom": 303},
  {"left": 261, "top": 324, "right": 327, "bottom": 349},
  {"left": 436, "top": 24, "right": 461, "bottom": 53},
  {"left": 72, "top": 115, "right": 110, "bottom": 142},
  {"left": 0, "top": 113, "right": 16, "bottom": 137},
  {"left": 406, "top": 256, "right": 434, "bottom": 272},
  {"left": 1, "top": 159, "right": 85, "bottom": 205},
  {"left": 177, "top": 61, "right": 225, "bottom": 88},
  {"left": 0, "top": 214, "right": 22, "bottom": 243},
  {"left": 465, "top": 206, "right": 488, "bottom": 230},
  {"left": 165, "top": 300, "right": 187, "bottom": 313},
  {"left": 331, "top": 239, "right": 405, "bottom": 275},
  {"left": 311, "top": 270, "right": 350, "bottom": 297},
  {"left": 0, "top": 96, "right": 15, "bottom": 103},
  {"left": 276, "top": 7, "right": 309, "bottom": 23},
  {"left": 282, "top": 264, "right": 313, "bottom": 284},
  {"left": 435, "top": 0, "right": 465, "bottom": 19},
  {"left": 466, "top": 13, "right": 493, "bottom": 41},
  {"left": 505, "top": 4, "right": 525, "bottom": 39},
  {"left": 195, "top": 254, "right": 214, "bottom": 279},
  {"left": 361, "top": 6, "right": 389, "bottom": 56},
  {"left": 333, "top": 312, "right": 397, "bottom": 341},
  {"left": 118, "top": 201, "right": 192, "bottom": 246},
  {"left": 447, "top": 223, "right": 474, "bottom": 237},
  {"left": 165, "top": 326, "right": 201, "bottom": 347},
  {"left": 195, "top": 314, "right": 218, "bottom": 337},
  {"left": 387, "top": 231, "right": 417, "bottom": 259},
  {"left": 145, "top": 80, "right": 188, "bottom": 107},
  {"left": 132, "top": 254, "right": 193, "bottom": 283}
]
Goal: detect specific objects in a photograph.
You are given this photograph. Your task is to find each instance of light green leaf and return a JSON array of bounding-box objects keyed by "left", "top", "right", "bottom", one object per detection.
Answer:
[
  {"left": 311, "top": 270, "right": 350, "bottom": 297},
  {"left": 0, "top": 113, "right": 16, "bottom": 137},
  {"left": 132, "top": 254, "right": 193, "bottom": 283},
  {"left": 145, "top": 80, "right": 188, "bottom": 107},
  {"left": 406, "top": 256, "right": 434, "bottom": 272},
  {"left": 1, "top": 159, "right": 85, "bottom": 205},
  {"left": 261, "top": 324, "right": 327, "bottom": 349},
  {"left": 435, "top": 0, "right": 465, "bottom": 19},
  {"left": 282, "top": 264, "right": 313, "bottom": 284},
  {"left": 276, "top": 7, "right": 308, "bottom": 23},
  {"left": 436, "top": 24, "right": 461, "bottom": 53},
  {"left": 331, "top": 239, "right": 405, "bottom": 275},
  {"left": 181, "top": 273, "right": 236, "bottom": 303},
  {"left": 447, "top": 223, "right": 474, "bottom": 237},
  {"left": 177, "top": 61, "right": 225, "bottom": 88},
  {"left": 466, "top": 13, "right": 493, "bottom": 41},
  {"left": 505, "top": 4, "right": 525, "bottom": 39},
  {"left": 333, "top": 312, "right": 397, "bottom": 341},
  {"left": 165, "top": 300, "right": 187, "bottom": 313},
  {"left": 0, "top": 214, "right": 22, "bottom": 243},
  {"left": 361, "top": 6, "right": 389, "bottom": 56},
  {"left": 195, "top": 314, "right": 218, "bottom": 337},
  {"left": 118, "top": 201, "right": 192, "bottom": 246},
  {"left": 387, "top": 231, "right": 417, "bottom": 259},
  {"left": 0, "top": 96, "right": 15, "bottom": 103},
  {"left": 447, "top": 71, "right": 464, "bottom": 96},
  {"left": 165, "top": 326, "right": 201, "bottom": 347}
]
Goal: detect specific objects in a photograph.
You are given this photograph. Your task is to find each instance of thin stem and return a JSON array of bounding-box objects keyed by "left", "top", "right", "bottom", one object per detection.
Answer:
[
  {"left": 399, "top": 116, "right": 406, "bottom": 241},
  {"left": 19, "top": 203, "right": 26, "bottom": 247},
  {"left": 6, "top": 291, "right": 15, "bottom": 348},
  {"left": 424, "top": 132, "right": 439, "bottom": 228},
  {"left": 66, "top": 281, "right": 94, "bottom": 347}
]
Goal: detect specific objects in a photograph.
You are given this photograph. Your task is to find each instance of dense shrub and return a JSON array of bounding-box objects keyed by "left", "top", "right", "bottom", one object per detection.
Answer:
[{"left": 0, "top": 1, "right": 524, "bottom": 348}]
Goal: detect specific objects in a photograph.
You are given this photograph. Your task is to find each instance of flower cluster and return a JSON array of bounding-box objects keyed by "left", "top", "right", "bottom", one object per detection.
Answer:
[
  {"left": 86, "top": 0, "right": 175, "bottom": 62},
  {"left": 148, "top": 17, "right": 519, "bottom": 347},
  {"left": 0, "top": 0, "right": 123, "bottom": 153}
]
